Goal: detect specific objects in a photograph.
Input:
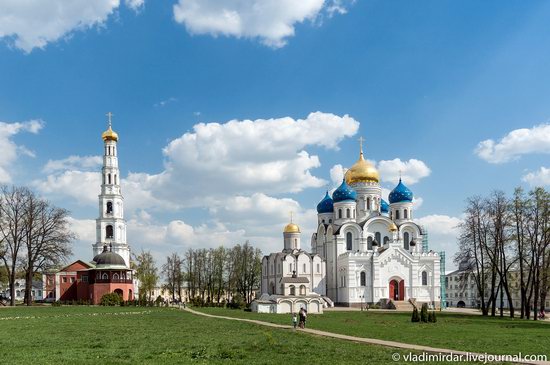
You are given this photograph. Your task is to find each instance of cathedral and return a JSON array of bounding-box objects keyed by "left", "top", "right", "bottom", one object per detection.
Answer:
[{"left": 255, "top": 143, "right": 442, "bottom": 312}]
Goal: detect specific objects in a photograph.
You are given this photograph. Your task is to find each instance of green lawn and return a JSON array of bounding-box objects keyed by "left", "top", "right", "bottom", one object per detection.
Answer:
[
  {"left": 194, "top": 307, "right": 550, "bottom": 357},
  {"left": 0, "top": 306, "right": 454, "bottom": 365}
]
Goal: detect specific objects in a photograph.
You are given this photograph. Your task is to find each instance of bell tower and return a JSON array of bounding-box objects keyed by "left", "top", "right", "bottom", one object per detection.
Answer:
[{"left": 92, "top": 113, "right": 130, "bottom": 267}]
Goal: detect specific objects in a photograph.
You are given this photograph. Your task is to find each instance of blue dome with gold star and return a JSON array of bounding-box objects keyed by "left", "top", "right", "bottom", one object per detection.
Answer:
[
  {"left": 389, "top": 179, "right": 413, "bottom": 204},
  {"left": 332, "top": 179, "right": 357, "bottom": 203},
  {"left": 317, "top": 191, "right": 334, "bottom": 214},
  {"left": 380, "top": 199, "right": 390, "bottom": 213}
]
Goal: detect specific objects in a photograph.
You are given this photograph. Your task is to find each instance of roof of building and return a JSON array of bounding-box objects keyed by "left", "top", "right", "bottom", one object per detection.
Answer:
[
  {"left": 332, "top": 179, "right": 357, "bottom": 203},
  {"left": 316, "top": 191, "right": 334, "bottom": 213},
  {"left": 92, "top": 245, "right": 127, "bottom": 269},
  {"left": 279, "top": 276, "right": 310, "bottom": 284},
  {"left": 389, "top": 178, "right": 414, "bottom": 204}
]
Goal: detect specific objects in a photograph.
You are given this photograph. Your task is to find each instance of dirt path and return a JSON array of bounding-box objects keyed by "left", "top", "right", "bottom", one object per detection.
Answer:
[{"left": 183, "top": 307, "right": 549, "bottom": 365}]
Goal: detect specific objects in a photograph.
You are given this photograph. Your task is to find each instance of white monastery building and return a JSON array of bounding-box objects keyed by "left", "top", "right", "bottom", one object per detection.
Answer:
[{"left": 255, "top": 142, "right": 443, "bottom": 313}]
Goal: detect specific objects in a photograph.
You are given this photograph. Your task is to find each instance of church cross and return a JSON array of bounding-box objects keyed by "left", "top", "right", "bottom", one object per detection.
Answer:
[
  {"left": 290, "top": 211, "right": 294, "bottom": 223},
  {"left": 358, "top": 136, "right": 364, "bottom": 154},
  {"left": 106, "top": 112, "right": 114, "bottom": 127}
]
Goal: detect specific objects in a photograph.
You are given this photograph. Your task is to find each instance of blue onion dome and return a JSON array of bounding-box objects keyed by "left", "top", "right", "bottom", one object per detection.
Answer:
[
  {"left": 317, "top": 191, "right": 334, "bottom": 214},
  {"left": 332, "top": 179, "right": 357, "bottom": 203},
  {"left": 380, "top": 199, "right": 390, "bottom": 213},
  {"left": 389, "top": 178, "right": 414, "bottom": 204}
]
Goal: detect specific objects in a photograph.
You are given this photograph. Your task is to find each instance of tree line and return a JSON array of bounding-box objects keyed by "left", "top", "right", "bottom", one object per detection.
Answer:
[
  {"left": 0, "top": 186, "right": 74, "bottom": 306},
  {"left": 456, "top": 187, "right": 549, "bottom": 320},
  {"left": 159, "top": 241, "right": 262, "bottom": 306}
]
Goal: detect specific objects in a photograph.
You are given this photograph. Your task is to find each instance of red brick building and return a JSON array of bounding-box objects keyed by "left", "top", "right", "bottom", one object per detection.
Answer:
[{"left": 43, "top": 245, "right": 135, "bottom": 304}]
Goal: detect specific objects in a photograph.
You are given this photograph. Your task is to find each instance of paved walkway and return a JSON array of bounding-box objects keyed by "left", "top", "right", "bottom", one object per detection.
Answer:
[{"left": 183, "top": 307, "right": 549, "bottom": 365}]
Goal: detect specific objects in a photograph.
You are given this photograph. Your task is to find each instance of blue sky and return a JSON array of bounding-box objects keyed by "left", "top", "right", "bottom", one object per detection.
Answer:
[{"left": 1, "top": 0, "right": 549, "bottom": 269}]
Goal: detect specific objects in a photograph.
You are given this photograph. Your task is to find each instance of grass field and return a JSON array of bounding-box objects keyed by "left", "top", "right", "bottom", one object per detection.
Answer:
[
  {"left": 0, "top": 306, "right": 454, "bottom": 365},
  {"left": 194, "top": 307, "right": 550, "bottom": 357}
]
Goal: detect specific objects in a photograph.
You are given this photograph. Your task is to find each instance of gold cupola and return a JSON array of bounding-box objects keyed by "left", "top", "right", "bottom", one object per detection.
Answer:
[
  {"left": 345, "top": 137, "right": 379, "bottom": 184},
  {"left": 283, "top": 212, "right": 301, "bottom": 233},
  {"left": 101, "top": 112, "right": 118, "bottom": 142}
]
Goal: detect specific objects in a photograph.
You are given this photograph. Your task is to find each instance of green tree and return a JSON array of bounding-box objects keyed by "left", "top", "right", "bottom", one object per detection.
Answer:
[{"left": 133, "top": 250, "right": 158, "bottom": 302}]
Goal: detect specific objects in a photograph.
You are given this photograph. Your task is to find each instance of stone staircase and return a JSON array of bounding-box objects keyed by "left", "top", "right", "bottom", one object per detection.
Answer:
[{"left": 392, "top": 300, "right": 415, "bottom": 311}]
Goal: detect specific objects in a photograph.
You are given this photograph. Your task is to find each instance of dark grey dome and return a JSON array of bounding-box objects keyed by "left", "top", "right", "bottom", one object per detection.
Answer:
[{"left": 93, "top": 245, "right": 126, "bottom": 267}]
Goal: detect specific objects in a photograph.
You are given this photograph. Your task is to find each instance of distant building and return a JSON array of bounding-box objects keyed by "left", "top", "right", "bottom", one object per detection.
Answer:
[
  {"left": 445, "top": 262, "right": 550, "bottom": 310},
  {"left": 0, "top": 279, "right": 43, "bottom": 302}
]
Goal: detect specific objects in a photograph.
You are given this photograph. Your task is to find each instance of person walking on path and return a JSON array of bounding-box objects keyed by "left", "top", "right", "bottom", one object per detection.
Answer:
[
  {"left": 302, "top": 308, "right": 308, "bottom": 328},
  {"left": 298, "top": 308, "right": 306, "bottom": 328},
  {"left": 292, "top": 313, "right": 298, "bottom": 329}
]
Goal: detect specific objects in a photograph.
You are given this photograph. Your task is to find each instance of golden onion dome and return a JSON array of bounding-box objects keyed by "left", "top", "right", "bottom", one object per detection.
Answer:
[
  {"left": 283, "top": 222, "right": 301, "bottom": 234},
  {"left": 345, "top": 148, "right": 379, "bottom": 185},
  {"left": 389, "top": 222, "right": 398, "bottom": 232},
  {"left": 102, "top": 126, "right": 118, "bottom": 142}
]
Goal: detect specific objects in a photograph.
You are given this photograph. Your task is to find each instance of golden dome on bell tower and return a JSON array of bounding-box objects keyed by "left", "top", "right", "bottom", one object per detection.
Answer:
[
  {"left": 101, "top": 112, "right": 119, "bottom": 142},
  {"left": 345, "top": 137, "right": 379, "bottom": 184}
]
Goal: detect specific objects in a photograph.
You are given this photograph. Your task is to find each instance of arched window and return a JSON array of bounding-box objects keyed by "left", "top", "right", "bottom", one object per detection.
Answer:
[
  {"left": 113, "top": 273, "right": 119, "bottom": 280},
  {"left": 294, "top": 238, "right": 298, "bottom": 248},
  {"left": 360, "top": 271, "right": 366, "bottom": 286},
  {"left": 422, "top": 271, "right": 428, "bottom": 286},
  {"left": 300, "top": 285, "right": 306, "bottom": 295},
  {"left": 396, "top": 210, "right": 400, "bottom": 220},
  {"left": 102, "top": 273, "right": 108, "bottom": 280},
  {"left": 404, "top": 232, "right": 410, "bottom": 250},
  {"left": 303, "top": 263, "right": 306, "bottom": 273},
  {"left": 114, "top": 174, "right": 117, "bottom": 185},
  {"left": 108, "top": 174, "right": 111, "bottom": 185},
  {"left": 404, "top": 209, "right": 408, "bottom": 219},
  {"left": 346, "top": 232, "right": 352, "bottom": 251},
  {"left": 375, "top": 232, "right": 381, "bottom": 244},
  {"left": 329, "top": 219, "right": 332, "bottom": 223},
  {"left": 290, "top": 285, "right": 296, "bottom": 295},
  {"left": 367, "top": 197, "right": 371, "bottom": 210},
  {"left": 353, "top": 209, "right": 355, "bottom": 218},
  {"left": 106, "top": 225, "right": 113, "bottom": 239},
  {"left": 367, "top": 237, "right": 373, "bottom": 250},
  {"left": 338, "top": 209, "right": 342, "bottom": 219},
  {"left": 346, "top": 208, "right": 350, "bottom": 218},
  {"left": 102, "top": 174, "right": 105, "bottom": 184},
  {"left": 106, "top": 202, "right": 113, "bottom": 214},
  {"left": 384, "top": 236, "right": 389, "bottom": 245}
]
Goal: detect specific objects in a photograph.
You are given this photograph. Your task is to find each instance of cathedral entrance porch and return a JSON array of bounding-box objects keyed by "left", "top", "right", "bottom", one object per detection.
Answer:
[{"left": 389, "top": 279, "right": 404, "bottom": 301}]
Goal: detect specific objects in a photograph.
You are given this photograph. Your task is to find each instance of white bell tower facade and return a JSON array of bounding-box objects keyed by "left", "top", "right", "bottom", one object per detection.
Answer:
[{"left": 92, "top": 113, "right": 130, "bottom": 267}]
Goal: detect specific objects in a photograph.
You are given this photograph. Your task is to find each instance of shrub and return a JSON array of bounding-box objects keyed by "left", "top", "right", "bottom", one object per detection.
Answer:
[
  {"left": 427, "top": 311, "right": 434, "bottom": 322},
  {"left": 430, "top": 311, "right": 437, "bottom": 323},
  {"left": 52, "top": 301, "right": 61, "bottom": 307},
  {"left": 411, "top": 307, "right": 420, "bottom": 322},
  {"left": 420, "top": 303, "right": 428, "bottom": 323},
  {"left": 100, "top": 292, "right": 123, "bottom": 306},
  {"left": 227, "top": 294, "right": 245, "bottom": 310}
]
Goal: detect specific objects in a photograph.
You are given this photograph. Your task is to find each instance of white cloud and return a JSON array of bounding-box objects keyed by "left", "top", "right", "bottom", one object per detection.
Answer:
[
  {"left": 0, "top": 0, "right": 142, "bottom": 52},
  {"left": 43, "top": 155, "right": 102, "bottom": 173},
  {"left": 125, "top": 0, "right": 144, "bottom": 12},
  {"left": 155, "top": 112, "right": 358, "bottom": 203},
  {"left": 0, "top": 120, "right": 43, "bottom": 183},
  {"left": 522, "top": 167, "right": 550, "bottom": 187},
  {"left": 173, "top": 0, "right": 351, "bottom": 48},
  {"left": 475, "top": 123, "right": 550, "bottom": 164},
  {"left": 377, "top": 158, "right": 431, "bottom": 185},
  {"left": 33, "top": 171, "right": 100, "bottom": 206},
  {"left": 330, "top": 164, "right": 345, "bottom": 187},
  {"left": 415, "top": 214, "right": 462, "bottom": 267}
]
